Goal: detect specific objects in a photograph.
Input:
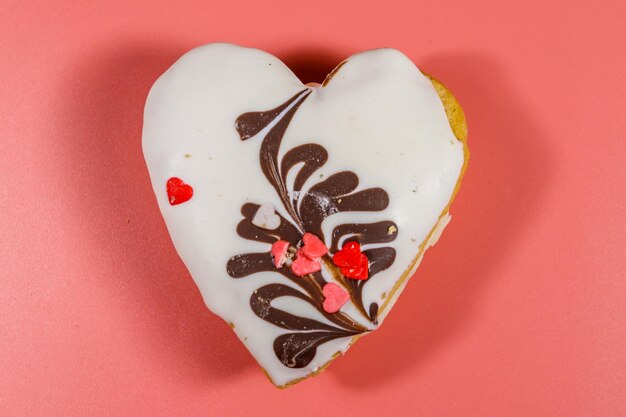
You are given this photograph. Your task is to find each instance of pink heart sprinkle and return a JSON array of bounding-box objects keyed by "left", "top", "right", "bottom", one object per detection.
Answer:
[
  {"left": 271, "top": 240, "right": 290, "bottom": 268},
  {"left": 291, "top": 248, "right": 321, "bottom": 276},
  {"left": 301, "top": 233, "right": 328, "bottom": 259},
  {"left": 322, "top": 283, "right": 350, "bottom": 313}
]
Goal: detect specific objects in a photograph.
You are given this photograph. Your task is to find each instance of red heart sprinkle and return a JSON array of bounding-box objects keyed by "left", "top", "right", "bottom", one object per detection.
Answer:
[
  {"left": 322, "top": 283, "right": 350, "bottom": 313},
  {"left": 332, "top": 241, "right": 369, "bottom": 280},
  {"left": 301, "top": 233, "right": 328, "bottom": 259},
  {"left": 271, "top": 240, "right": 290, "bottom": 268},
  {"left": 291, "top": 248, "right": 322, "bottom": 276},
  {"left": 166, "top": 177, "right": 193, "bottom": 205}
]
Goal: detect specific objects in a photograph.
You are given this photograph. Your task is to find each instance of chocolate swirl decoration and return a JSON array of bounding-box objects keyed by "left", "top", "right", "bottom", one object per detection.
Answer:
[{"left": 226, "top": 88, "right": 399, "bottom": 368}]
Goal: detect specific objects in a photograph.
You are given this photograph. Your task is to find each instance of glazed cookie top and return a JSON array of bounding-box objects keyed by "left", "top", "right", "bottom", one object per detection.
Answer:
[{"left": 143, "top": 43, "right": 464, "bottom": 387}]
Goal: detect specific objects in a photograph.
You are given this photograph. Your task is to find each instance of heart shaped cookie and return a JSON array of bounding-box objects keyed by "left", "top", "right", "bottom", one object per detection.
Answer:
[{"left": 142, "top": 43, "right": 468, "bottom": 387}]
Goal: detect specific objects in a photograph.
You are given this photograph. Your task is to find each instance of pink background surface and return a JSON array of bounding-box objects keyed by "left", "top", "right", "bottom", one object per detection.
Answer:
[{"left": 2, "top": 0, "right": 625, "bottom": 415}]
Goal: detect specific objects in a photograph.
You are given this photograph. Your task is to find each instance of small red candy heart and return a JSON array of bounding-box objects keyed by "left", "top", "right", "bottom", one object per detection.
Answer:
[
  {"left": 271, "top": 240, "right": 290, "bottom": 268},
  {"left": 322, "top": 283, "right": 350, "bottom": 313},
  {"left": 166, "top": 177, "right": 193, "bottom": 205},
  {"left": 332, "top": 241, "right": 369, "bottom": 280},
  {"left": 291, "top": 248, "right": 322, "bottom": 276},
  {"left": 301, "top": 233, "right": 328, "bottom": 259}
]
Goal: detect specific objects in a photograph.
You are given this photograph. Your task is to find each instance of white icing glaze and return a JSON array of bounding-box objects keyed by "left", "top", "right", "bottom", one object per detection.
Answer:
[{"left": 142, "top": 43, "right": 464, "bottom": 386}]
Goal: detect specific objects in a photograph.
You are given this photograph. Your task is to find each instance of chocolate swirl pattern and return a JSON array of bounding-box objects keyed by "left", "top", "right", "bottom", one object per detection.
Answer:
[{"left": 227, "top": 89, "right": 399, "bottom": 368}]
